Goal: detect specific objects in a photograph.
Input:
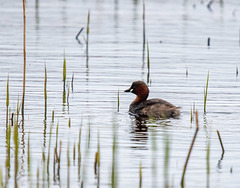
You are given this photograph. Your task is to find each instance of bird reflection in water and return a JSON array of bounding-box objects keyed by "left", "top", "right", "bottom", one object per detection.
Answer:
[{"left": 129, "top": 116, "right": 149, "bottom": 150}]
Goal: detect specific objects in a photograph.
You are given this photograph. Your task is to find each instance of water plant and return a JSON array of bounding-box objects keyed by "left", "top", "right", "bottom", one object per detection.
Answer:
[
  {"left": 14, "top": 120, "right": 19, "bottom": 187},
  {"left": 86, "top": 10, "right": 90, "bottom": 64},
  {"left": 111, "top": 123, "right": 117, "bottom": 188},
  {"left": 27, "top": 133, "right": 31, "bottom": 182},
  {"left": 206, "top": 140, "right": 210, "bottom": 188},
  {"left": 44, "top": 64, "right": 47, "bottom": 119},
  {"left": 22, "top": 0, "right": 26, "bottom": 121},
  {"left": 217, "top": 130, "right": 225, "bottom": 156},
  {"left": 147, "top": 41, "right": 150, "bottom": 84},
  {"left": 78, "top": 126, "right": 82, "bottom": 181},
  {"left": 142, "top": 1, "right": 145, "bottom": 65},
  {"left": 67, "top": 142, "right": 70, "bottom": 188},
  {"left": 117, "top": 89, "right": 120, "bottom": 112},
  {"left": 204, "top": 72, "right": 209, "bottom": 113},
  {"left": 6, "top": 75, "right": 9, "bottom": 128},
  {"left": 139, "top": 161, "right": 142, "bottom": 188},
  {"left": 164, "top": 134, "right": 170, "bottom": 188},
  {"left": 63, "top": 53, "right": 66, "bottom": 92},
  {"left": 181, "top": 110, "right": 199, "bottom": 187}
]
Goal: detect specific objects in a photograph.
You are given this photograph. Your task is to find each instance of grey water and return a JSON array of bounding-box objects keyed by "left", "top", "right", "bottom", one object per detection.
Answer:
[{"left": 1, "top": 0, "right": 240, "bottom": 187}]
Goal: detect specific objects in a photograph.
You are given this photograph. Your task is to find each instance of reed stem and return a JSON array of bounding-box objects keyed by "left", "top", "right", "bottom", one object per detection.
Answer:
[
  {"left": 181, "top": 111, "right": 199, "bottom": 187},
  {"left": 6, "top": 76, "right": 9, "bottom": 128},
  {"left": 22, "top": 0, "right": 26, "bottom": 121}
]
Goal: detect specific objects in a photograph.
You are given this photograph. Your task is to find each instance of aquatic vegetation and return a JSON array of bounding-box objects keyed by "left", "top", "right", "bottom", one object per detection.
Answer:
[
  {"left": 6, "top": 76, "right": 9, "bottom": 128},
  {"left": 22, "top": 0, "right": 26, "bottom": 120},
  {"left": 204, "top": 72, "right": 209, "bottom": 113},
  {"left": 181, "top": 111, "right": 199, "bottom": 187}
]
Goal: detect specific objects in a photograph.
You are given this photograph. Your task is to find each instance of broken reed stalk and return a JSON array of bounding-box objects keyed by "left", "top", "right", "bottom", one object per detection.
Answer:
[
  {"left": 52, "top": 111, "right": 54, "bottom": 122},
  {"left": 44, "top": 65, "right": 47, "bottom": 119},
  {"left": 22, "top": 0, "right": 26, "bottom": 121},
  {"left": 6, "top": 76, "right": 9, "bottom": 128},
  {"left": 181, "top": 111, "right": 199, "bottom": 187},
  {"left": 86, "top": 10, "right": 90, "bottom": 63},
  {"left": 217, "top": 130, "right": 225, "bottom": 155},
  {"left": 204, "top": 72, "right": 209, "bottom": 113},
  {"left": 147, "top": 41, "right": 150, "bottom": 84},
  {"left": 142, "top": 1, "right": 145, "bottom": 64},
  {"left": 68, "top": 118, "right": 71, "bottom": 128}
]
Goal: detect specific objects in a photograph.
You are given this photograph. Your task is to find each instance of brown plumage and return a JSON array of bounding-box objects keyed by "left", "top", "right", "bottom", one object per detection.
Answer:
[{"left": 125, "top": 81, "right": 180, "bottom": 119}]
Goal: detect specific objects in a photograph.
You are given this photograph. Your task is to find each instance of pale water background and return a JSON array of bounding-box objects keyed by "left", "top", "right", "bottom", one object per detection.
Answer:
[{"left": 1, "top": 0, "right": 240, "bottom": 187}]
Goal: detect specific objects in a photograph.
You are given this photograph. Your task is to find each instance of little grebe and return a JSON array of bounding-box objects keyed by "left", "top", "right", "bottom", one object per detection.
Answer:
[{"left": 125, "top": 81, "right": 180, "bottom": 119}]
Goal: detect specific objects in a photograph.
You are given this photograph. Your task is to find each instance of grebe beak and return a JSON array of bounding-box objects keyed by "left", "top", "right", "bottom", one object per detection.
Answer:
[{"left": 124, "top": 88, "right": 133, "bottom": 92}]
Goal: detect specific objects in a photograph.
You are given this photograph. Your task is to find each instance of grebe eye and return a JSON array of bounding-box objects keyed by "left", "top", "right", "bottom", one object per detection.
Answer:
[{"left": 130, "top": 88, "right": 133, "bottom": 92}]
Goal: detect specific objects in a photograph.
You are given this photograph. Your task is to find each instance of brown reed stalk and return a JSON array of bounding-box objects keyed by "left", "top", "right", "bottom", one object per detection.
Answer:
[
  {"left": 217, "top": 130, "right": 225, "bottom": 155},
  {"left": 181, "top": 111, "right": 199, "bottom": 187}
]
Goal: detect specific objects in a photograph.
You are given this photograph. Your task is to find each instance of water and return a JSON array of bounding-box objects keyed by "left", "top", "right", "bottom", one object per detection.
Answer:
[{"left": 1, "top": 0, "right": 240, "bottom": 187}]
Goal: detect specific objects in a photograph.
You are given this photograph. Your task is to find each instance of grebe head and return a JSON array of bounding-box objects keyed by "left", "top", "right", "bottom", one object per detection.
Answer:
[{"left": 125, "top": 81, "right": 149, "bottom": 102}]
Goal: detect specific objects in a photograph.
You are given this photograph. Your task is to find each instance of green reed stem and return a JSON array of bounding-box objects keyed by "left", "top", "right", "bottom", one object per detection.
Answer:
[
  {"left": 22, "top": 0, "right": 26, "bottom": 121},
  {"left": 181, "top": 111, "right": 199, "bottom": 187},
  {"left": 42, "top": 150, "right": 46, "bottom": 188},
  {"left": 117, "top": 89, "right": 120, "bottom": 112},
  {"left": 63, "top": 53, "right": 66, "bottom": 92},
  {"left": 206, "top": 140, "right": 210, "bottom": 188},
  {"left": 6, "top": 76, "right": 9, "bottom": 128},
  {"left": 14, "top": 120, "right": 19, "bottom": 188},
  {"left": 36, "top": 166, "right": 39, "bottom": 188},
  {"left": 204, "top": 72, "right": 209, "bottom": 113},
  {"left": 44, "top": 64, "right": 47, "bottom": 119},
  {"left": 47, "top": 122, "right": 53, "bottom": 180},
  {"left": 164, "top": 134, "right": 170, "bottom": 188},
  {"left": 67, "top": 142, "right": 70, "bottom": 188},
  {"left": 27, "top": 133, "right": 31, "bottom": 181},
  {"left": 5, "top": 122, "right": 11, "bottom": 183},
  {"left": 139, "top": 161, "right": 142, "bottom": 188},
  {"left": 111, "top": 125, "right": 117, "bottom": 188},
  {"left": 0, "top": 166, "right": 3, "bottom": 188}
]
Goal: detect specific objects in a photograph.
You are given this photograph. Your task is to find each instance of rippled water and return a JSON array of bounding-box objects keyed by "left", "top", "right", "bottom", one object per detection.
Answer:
[{"left": 1, "top": 0, "right": 240, "bottom": 187}]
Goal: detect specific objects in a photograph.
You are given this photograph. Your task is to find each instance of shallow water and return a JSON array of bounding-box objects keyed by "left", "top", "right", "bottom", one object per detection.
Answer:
[{"left": 1, "top": 0, "right": 240, "bottom": 187}]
